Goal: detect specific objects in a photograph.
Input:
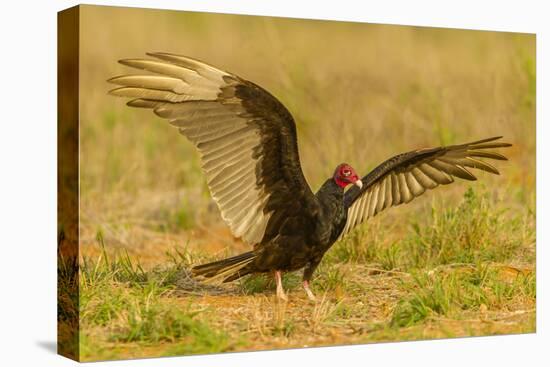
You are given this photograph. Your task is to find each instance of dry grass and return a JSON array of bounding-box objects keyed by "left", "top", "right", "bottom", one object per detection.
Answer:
[
  {"left": 65, "top": 4, "right": 536, "bottom": 362},
  {"left": 73, "top": 237, "right": 535, "bottom": 360}
]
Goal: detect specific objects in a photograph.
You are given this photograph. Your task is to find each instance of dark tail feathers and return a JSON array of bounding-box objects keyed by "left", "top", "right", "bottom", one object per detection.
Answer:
[{"left": 191, "top": 251, "right": 255, "bottom": 284}]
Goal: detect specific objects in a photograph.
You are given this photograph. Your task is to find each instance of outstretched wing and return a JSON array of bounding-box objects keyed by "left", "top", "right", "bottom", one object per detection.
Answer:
[
  {"left": 339, "top": 137, "right": 511, "bottom": 238},
  {"left": 108, "top": 52, "right": 318, "bottom": 245}
]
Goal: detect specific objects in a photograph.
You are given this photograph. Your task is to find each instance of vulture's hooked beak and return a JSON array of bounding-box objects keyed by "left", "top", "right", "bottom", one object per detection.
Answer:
[{"left": 354, "top": 179, "right": 363, "bottom": 189}]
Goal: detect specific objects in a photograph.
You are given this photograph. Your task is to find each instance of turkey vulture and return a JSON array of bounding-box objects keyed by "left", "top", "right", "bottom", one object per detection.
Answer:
[{"left": 108, "top": 53, "right": 511, "bottom": 301}]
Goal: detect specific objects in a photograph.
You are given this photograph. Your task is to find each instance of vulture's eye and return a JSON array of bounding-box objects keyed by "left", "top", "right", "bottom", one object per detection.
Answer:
[{"left": 342, "top": 169, "right": 351, "bottom": 177}]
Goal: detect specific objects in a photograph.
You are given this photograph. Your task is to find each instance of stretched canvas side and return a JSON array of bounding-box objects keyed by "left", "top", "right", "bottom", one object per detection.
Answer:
[{"left": 57, "top": 5, "right": 80, "bottom": 362}]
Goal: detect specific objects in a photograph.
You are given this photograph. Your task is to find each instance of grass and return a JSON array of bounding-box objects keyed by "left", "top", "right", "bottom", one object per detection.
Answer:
[
  {"left": 62, "top": 5, "right": 537, "bottom": 362},
  {"left": 391, "top": 264, "right": 535, "bottom": 327},
  {"left": 77, "top": 239, "right": 233, "bottom": 360},
  {"left": 327, "top": 188, "right": 534, "bottom": 271},
  {"left": 64, "top": 189, "right": 535, "bottom": 361}
]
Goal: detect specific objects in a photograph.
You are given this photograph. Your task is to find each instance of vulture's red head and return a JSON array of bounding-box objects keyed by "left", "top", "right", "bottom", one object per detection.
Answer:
[{"left": 333, "top": 163, "right": 363, "bottom": 189}]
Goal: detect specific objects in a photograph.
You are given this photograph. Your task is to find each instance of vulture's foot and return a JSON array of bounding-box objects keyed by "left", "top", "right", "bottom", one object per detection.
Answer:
[
  {"left": 303, "top": 280, "right": 317, "bottom": 302},
  {"left": 274, "top": 270, "right": 288, "bottom": 301}
]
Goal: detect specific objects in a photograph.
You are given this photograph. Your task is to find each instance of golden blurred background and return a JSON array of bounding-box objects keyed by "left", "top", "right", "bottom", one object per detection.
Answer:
[{"left": 78, "top": 5, "right": 535, "bottom": 262}]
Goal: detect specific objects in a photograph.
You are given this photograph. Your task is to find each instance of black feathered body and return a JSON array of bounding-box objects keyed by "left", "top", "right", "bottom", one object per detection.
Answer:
[
  {"left": 251, "top": 179, "right": 346, "bottom": 273},
  {"left": 203, "top": 179, "right": 347, "bottom": 283}
]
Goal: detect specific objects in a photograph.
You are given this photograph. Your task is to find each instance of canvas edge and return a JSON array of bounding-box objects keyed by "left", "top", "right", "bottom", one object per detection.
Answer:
[{"left": 57, "top": 4, "right": 81, "bottom": 362}]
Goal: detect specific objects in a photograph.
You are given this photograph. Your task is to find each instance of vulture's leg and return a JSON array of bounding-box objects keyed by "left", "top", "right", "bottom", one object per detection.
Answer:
[
  {"left": 302, "top": 260, "right": 321, "bottom": 302},
  {"left": 274, "top": 270, "right": 288, "bottom": 301},
  {"left": 303, "top": 280, "right": 316, "bottom": 302}
]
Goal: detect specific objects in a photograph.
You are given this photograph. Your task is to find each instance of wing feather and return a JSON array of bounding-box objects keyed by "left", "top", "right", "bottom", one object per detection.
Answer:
[
  {"left": 398, "top": 173, "right": 413, "bottom": 203},
  {"left": 376, "top": 177, "right": 387, "bottom": 213},
  {"left": 368, "top": 183, "right": 380, "bottom": 217},
  {"left": 405, "top": 171, "right": 426, "bottom": 196},
  {"left": 391, "top": 172, "right": 401, "bottom": 205},
  {"left": 418, "top": 163, "right": 454, "bottom": 185},
  {"left": 384, "top": 175, "right": 393, "bottom": 208},
  {"left": 411, "top": 167, "right": 438, "bottom": 189}
]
